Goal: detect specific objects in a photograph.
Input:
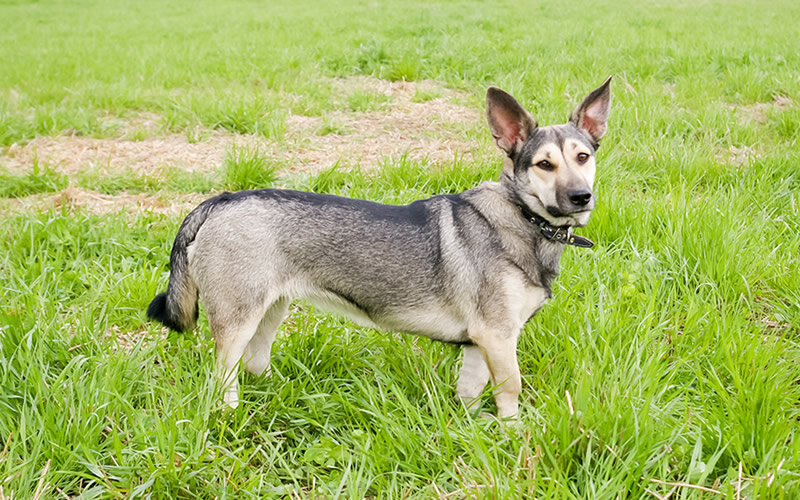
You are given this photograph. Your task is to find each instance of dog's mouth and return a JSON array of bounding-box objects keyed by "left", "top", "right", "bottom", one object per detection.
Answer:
[
  {"left": 545, "top": 205, "right": 593, "bottom": 218},
  {"left": 520, "top": 193, "right": 593, "bottom": 228},
  {"left": 545, "top": 206, "right": 567, "bottom": 218},
  {"left": 545, "top": 205, "right": 593, "bottom": 228}
]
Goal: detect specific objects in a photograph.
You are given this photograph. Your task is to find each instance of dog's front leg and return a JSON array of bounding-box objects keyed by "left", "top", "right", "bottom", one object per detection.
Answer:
[{"left": 469, "top": 330, "right": 521, "bottom": 419}]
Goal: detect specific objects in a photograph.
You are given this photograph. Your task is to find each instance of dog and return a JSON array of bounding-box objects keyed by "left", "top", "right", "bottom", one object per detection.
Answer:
[{"left": 147, "top": 78, "right": 611, "bottom": 418}]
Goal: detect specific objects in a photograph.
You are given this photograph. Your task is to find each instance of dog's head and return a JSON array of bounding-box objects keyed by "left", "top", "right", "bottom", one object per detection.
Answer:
[{"left": 487, "top": 78, "right": 611, "bottom": 227}]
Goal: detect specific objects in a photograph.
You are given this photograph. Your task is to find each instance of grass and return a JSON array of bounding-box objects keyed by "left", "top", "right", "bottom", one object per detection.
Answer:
[
  {"left": 1, "top": 0, "right": 799, "bottom": 498},
  {"left": 411, "top": 89, "right": 444, "bottom": 104},
  {"left": 346, "top": 90, "right": 393, "bottom": 113},
  {"left": 221, "top": 145, "right": 279, "bottom": 191},
  {"left": 0, "top": 160, "right": 67, "bottom": 198},
  {"left": 315, "top": 119, "right": 352, "bottom": 137},
  {"left": 76, "top": 166, "right": 218, "bottom": 195}
]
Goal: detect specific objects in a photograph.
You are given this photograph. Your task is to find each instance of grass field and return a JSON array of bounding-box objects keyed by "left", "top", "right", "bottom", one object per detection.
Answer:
[{"left": 2, "top": 0, "right": 800, "bottom": 497}]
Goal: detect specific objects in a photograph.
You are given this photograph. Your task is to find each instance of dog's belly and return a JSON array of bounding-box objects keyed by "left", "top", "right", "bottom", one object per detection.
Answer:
[
  {"left": 376, "top": 306, "right": 470, "bottom": 344},
  {"left": 303, "top": 290, "right": 380, "bottom": 329},
  {"left": 303, "top": 289, "right": 469, "bottom": 343}
]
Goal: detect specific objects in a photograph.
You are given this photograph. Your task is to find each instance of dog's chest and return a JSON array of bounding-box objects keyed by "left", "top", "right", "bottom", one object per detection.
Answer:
[{"left": 505, "top": 279, "right": 550, "bottom": 330}]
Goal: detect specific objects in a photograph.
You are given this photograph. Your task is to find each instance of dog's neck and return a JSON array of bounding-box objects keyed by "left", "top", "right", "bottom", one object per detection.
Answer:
[
  {"left": 517, "top": 203, "right": 594, "bottom": 248},
  {"left": 462, "top": 182, "right": 567, "bottom": 293}
]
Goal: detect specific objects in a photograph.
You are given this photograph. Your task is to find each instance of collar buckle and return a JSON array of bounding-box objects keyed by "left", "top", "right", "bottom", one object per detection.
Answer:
[{"left": 523, "top": 207, "right": 595, "bottom": 248}]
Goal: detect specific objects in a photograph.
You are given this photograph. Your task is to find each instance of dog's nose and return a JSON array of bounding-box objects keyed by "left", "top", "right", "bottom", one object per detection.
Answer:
[{"left": 568, "top": 189, "right": 592, "bottom": 207}]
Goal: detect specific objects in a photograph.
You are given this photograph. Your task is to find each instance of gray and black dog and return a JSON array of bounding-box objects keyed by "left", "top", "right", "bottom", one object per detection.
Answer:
[{"left": 147, "top": 78, "right": 611, "bottom": 418}]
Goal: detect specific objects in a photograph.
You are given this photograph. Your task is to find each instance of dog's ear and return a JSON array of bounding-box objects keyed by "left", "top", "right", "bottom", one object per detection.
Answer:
[
  {"left": 570, "top": 76, "right": 612, "bottom": 145},
  {"left": 486, "top": 87, "right": 537, "bottom": 156}
]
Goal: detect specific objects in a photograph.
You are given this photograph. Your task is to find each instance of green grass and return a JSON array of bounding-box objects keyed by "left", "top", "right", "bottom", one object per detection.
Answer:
[
  {"left": 411, "top": 88, "right": 444, "bottom": 104},
  {"left": 315, "top": 119, "right": 352, "bottom": 136},
  {"left": 221, "top": 145, "right": 279, "bottom": 191},
  {"left": 0, "top": 160, "right": 67, "bottom": 198},
  {"left": 76, "top": 166, "right": 218, "bottom": 195},
  {"left": 346, "top": 90, "right": 392, "bottom": 113},
  {"left": 287, "top": 155, "right": 497, "bottom": 203},
  {"left": 1, "top": 0, "right": 800, "bottom": 497}
]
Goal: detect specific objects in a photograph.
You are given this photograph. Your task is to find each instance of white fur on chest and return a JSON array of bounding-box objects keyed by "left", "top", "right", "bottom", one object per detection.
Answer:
[{"left": 504, "top": 278, "right": 549, "bottom": 331}]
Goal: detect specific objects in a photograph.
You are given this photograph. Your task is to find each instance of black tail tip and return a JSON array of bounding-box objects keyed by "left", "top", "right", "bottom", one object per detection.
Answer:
[{"left": 146, "top": 292, "right": 186, "bottom": 333}]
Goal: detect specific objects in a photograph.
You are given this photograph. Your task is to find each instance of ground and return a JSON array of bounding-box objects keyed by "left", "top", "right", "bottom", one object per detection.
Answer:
[
  {"left": 1, "top": 0, "right": 799, "bottom": 497},
  {"left": 1, "top": 77, "right": 479, "bottom": 215}
]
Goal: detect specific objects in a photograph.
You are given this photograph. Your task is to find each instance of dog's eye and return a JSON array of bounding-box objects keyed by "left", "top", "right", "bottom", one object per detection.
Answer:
[
  {"left": 576, "top": 152, "right": 590, "bottom": 164},
  {"left": 536, "top": 160, "right": 554, "bottom": 171}
]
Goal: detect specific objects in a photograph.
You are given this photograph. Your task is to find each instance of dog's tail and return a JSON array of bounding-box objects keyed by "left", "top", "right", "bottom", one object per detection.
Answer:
[{"left": 147, "top": 200, "right": 216, "bottom": 332}]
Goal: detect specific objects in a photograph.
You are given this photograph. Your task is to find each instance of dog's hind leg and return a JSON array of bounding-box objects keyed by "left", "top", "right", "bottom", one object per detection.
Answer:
[
  {"left": 243, "top": 298, "right": 289, "bottom": 377},
  {"left": 456, "top": 344, "right": 490, "bottom": 411},
  {"left": 210, "top": 305, "right": 268, "bottom": 409}
]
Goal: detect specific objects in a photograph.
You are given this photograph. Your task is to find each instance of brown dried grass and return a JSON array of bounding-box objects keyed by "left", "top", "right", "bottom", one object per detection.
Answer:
[
  {"left": 0, "top": 186, "right": 207, "bottom": 217},
  {"left": 2, "top": 77, "right": 480, "bottom": 178},
  {"left": 733, "top": 94, "right": 794, "bottom": 124},
  {"left": 717, "top": 94, "right": 793, "bottom": 166},
  {"left": 284, "top": 77, "right": 479, "bottom": 170},
  {"left": 0, "top": 77, "right": 481, "bottom": 215},
  {"left": 715, "top": 144, "right": 762, "bottom": 167},
  {"left": 2, "top": 133, "right": 260, "bottom": 177}
]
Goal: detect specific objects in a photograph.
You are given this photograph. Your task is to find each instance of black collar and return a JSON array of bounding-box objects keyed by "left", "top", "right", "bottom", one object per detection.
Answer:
[{"left": 519, "top": 205, "right": 594, "bottom": 248}]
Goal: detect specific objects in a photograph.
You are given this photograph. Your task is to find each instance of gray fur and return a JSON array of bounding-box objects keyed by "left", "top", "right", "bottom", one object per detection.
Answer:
[{"left": 147, "top": 79, "right": 612, "bottom": 417}]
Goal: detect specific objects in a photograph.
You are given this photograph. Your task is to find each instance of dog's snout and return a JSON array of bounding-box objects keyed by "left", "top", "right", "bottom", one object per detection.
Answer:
[{"left": 568, "top": 189, "right": 592, "bottom": 207}]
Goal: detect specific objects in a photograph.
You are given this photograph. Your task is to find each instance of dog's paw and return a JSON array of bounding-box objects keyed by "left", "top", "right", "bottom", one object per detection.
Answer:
[
  {"left": 223, "top": 389, "right": 240, "bottom": 409},
  {"left": 475, "top": 411, "right": 524, "bottom": 430}
]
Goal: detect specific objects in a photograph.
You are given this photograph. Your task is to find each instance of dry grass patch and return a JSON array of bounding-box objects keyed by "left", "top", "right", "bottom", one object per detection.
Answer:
[
  {"left": 2, "top": 133, "right": 259, "bottom": 178},
  {"left": 732, "top": 94, "right": 794, "bottom": 124},
  {"left": 0, "top": 77, "right": 482, "bottom": 216},
  {"left": 715, "top": 144, "right": 762, "bottom": 167},
  {"left": 716, "top": 95, "right": 794, "bottom": 166},
  {"left": 0, "top": 186, "right": 206, "bottom": 217},
  {"left": 1, "top": 77, "right": 480, "bottom": 181},
  {"left": 284, "top": 77, "right": 480, "bottom": 171}
]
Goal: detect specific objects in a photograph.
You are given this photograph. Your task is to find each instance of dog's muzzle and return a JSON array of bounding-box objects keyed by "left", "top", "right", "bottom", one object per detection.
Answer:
[
  {"left": 567, "top": 189, "right": 592, "bottom": 207},
  {"left": 549, "top": 189, "right": 595, "bottom": 219}
]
